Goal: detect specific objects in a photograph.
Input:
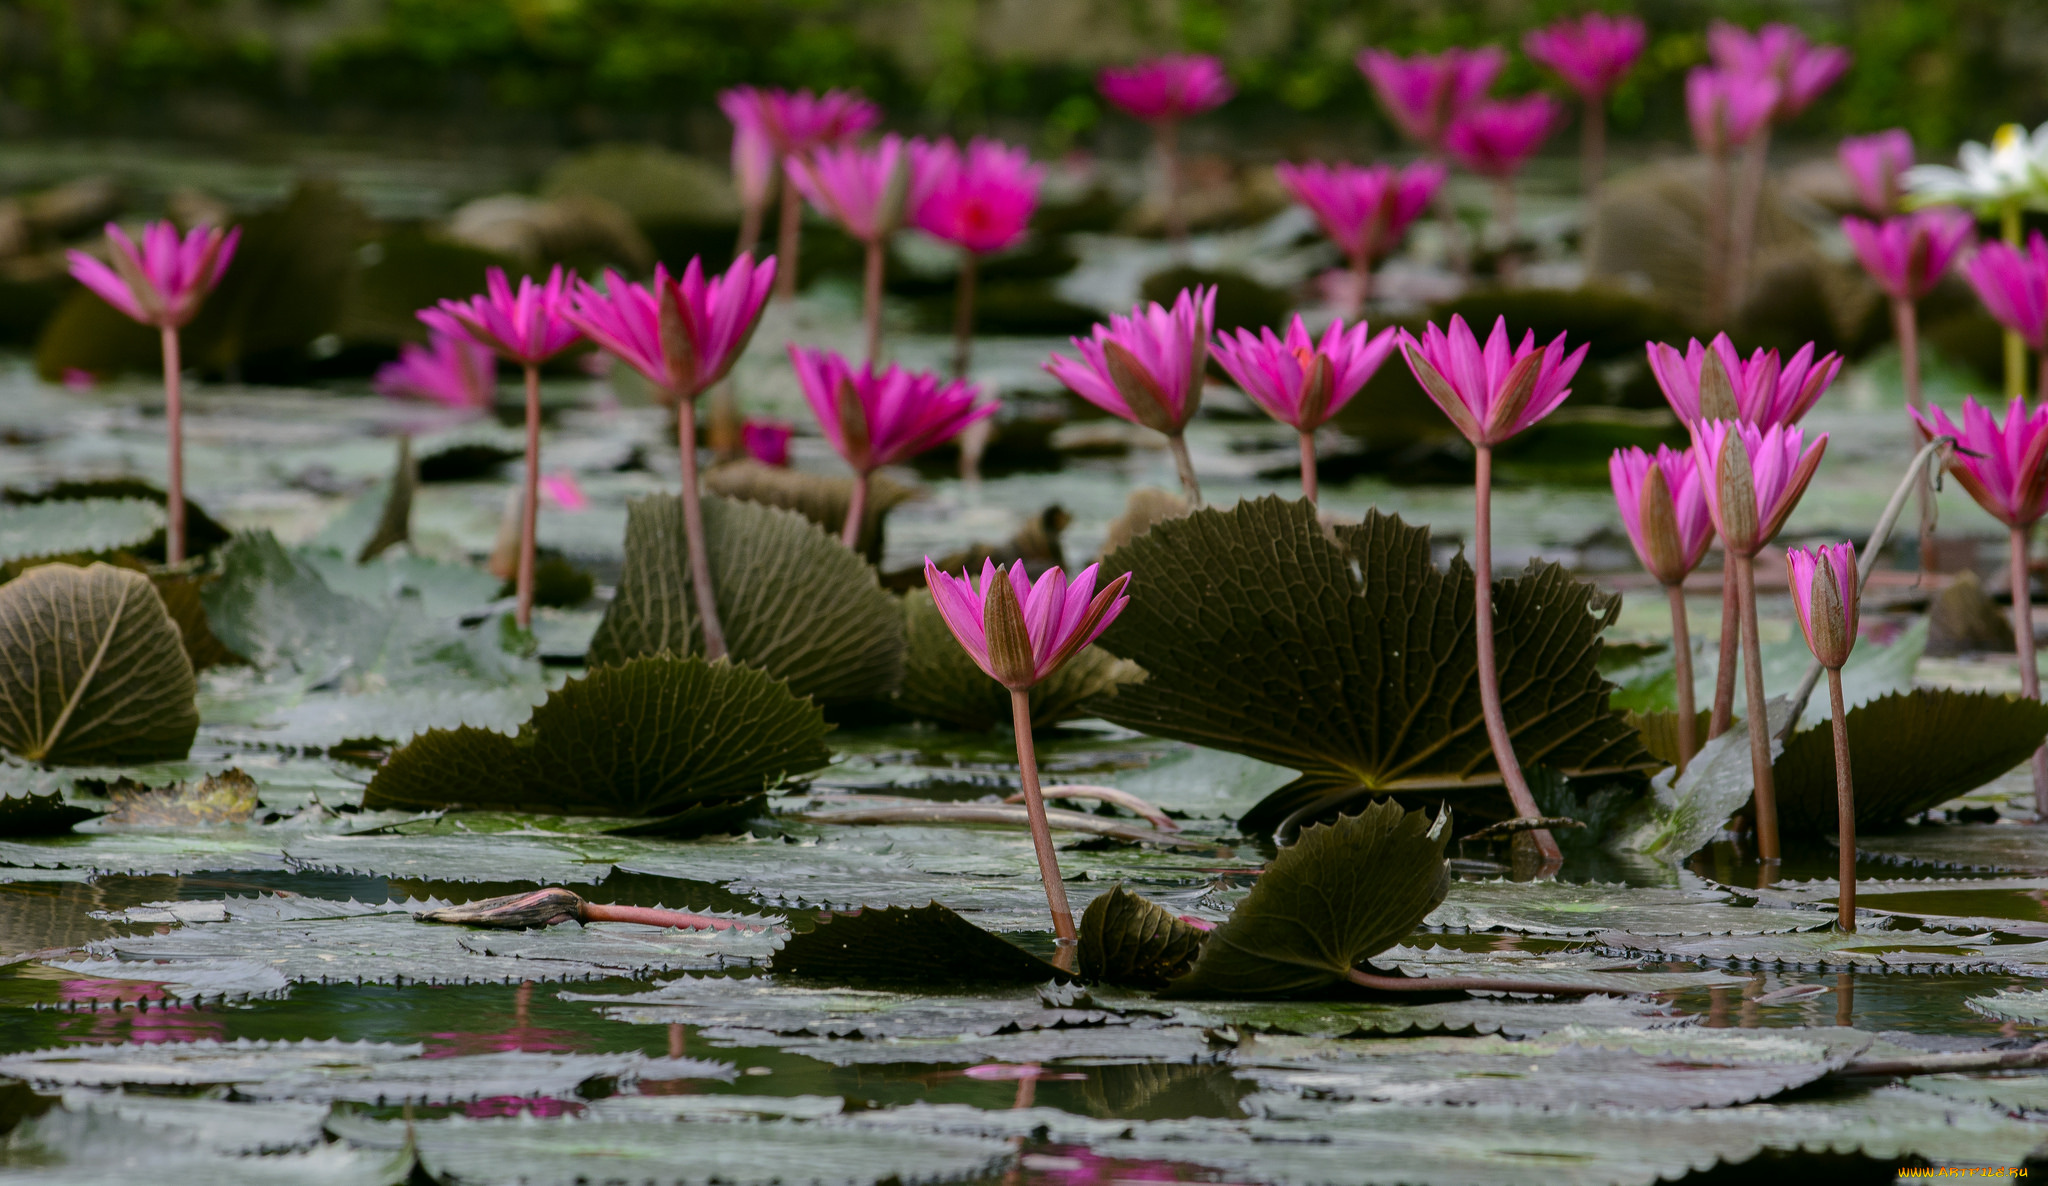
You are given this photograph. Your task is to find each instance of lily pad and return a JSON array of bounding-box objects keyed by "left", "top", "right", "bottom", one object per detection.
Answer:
[
  {"left": 770, "top": 902, "right": 1077, "bottom": 986},
  {"left": 567, "top": 975, "right": 1119, "bottom": 1039},
  {"left": 1856, "top": 824, "right": 2048, "bottom": 872},
  {"left": 1964, "top": 987, "right": 2048, "bottom": 1024},
  {"left": 1627, "top": 697, "right": 1793, "bottom": 863},
  {"left": 362, "top": 654, "right": 833, "bottom": 819},
  {"left": 1078, "top": 883, "right": 1208, "bottom": 989},
  {"left": 0, "top": 1102, "right": 412, "bottom": 1186},
  {"left": 1163, "top": 800, "right": 1449, "bottom": 999},
  {"left": 1152, "top": 992, "right": 1687, "bottom": 1039},
  {"left": 704, "top": 460, "right": 916, "bottom": 563},
  {"left": 1091, "top": 498, "right": 1651, "bottom": 835},
  {"left": 1586, "top": 926, "right": 2021, "bottom": 972},
  {"left": 0, "top": 774, "right": 99, "bottom": 836},
  {"left": 0, "top": 562, "right": 198, "bottom": 764},
  {"left": 587, "top": 493, "right": 904, "bottom": 708},
  {"left": 1424, "top": 879, "right": 1826, "bottom": 937},
  {"left": 0, "top": 498, "right": 164, "bottom": 564},
  {"left": 1774, "top": 689, "right": 2048, "bottom": 836},
  {"left": 896, "top": 588, "right": 1142, "bottom": 731}
]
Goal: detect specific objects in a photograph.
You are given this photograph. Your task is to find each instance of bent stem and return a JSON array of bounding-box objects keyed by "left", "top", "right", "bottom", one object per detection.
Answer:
[
  {"left": 1667, "top": 582, "right": 1697, "bottom": 777},
  {"left": 1894, "top": 296, "right": 1935, "bottom": 574},
  {"left": 2014, "top": 523, "right": 2048, "bottom": 816},
  {"left": 1010, "top": 688, "right": 1077, "bottom": 943},
  {"left": 1733, "top": 551, "right": 1780, "bottom": 861},
  {"left": 1710, "top": 561, "right": 1739, "bottom": 739},
  {"left": 1166, "top": 431, "right": 1204, "bottom": 506},
  {"left": 861, "top": 236, "right": 885, "bottom": 363},
  {"left": 1298, "top": 430, "right": 1319, "bottom": 503},
  {"left": 1474, "top": 446, "right": 1563, "bottom": 867},
  {"left": 774, "top": 179, "right": 803, "bottom": 301},
  {"left": 160, "top": 325, "right": 185, "bottom": 565},
  {"left": 1828, "top": 666, "right": 1856, "bottom": 931},
  {"left": 951, "top": 250, "right": 979, "bottom": 378},
  {"left": 841, "top": 471, "right": 869, "bottom": 549},
  {"left": 1346, "top": 966, "right": 1628, "bottom": 997},
  {"left": 676, "top": 395, "right": 727, "bottom": 660},
  {"left": 515, "top": 362, "right": 541, "bottom": 629}
]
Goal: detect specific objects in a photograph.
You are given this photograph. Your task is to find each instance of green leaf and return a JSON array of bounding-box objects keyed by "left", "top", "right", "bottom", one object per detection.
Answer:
[
  {"left": 705, "top": 459, "right": 916, "bottom": 563},
  {"left": 361, "top": 654, "right": 832, "bottom": 817},
  {"left": 0, "top": 787, "right": 99, "bottom": 836},
  {"left": 895, "top": 588, "right": 1142, "bottom": 730},
  {"left": 1091, "top": 498, "right": 1651, "bottom": 835},
  {"left": 1774, "top": 689, "right": 2048, "bottom": 836},
  {"left": 201, "top": 531, "right": 395, "bottom": 676},
  {"left": 1627, "top": 697, "right": 1793, "bottom": 863},
  {"left": 1077, "top": 883, "right": 1208, "bottom": 989},
  {"left": 587, "top": 494, "right": 905, "bottom": 709},
  {"left": 0, "top": 562, "right": 197, "bottom": 765},
  {"left": 770, "top": 902, "right": 1077, "bottom": 986},
  {"left": 0, "top": 498, "right": 163, "bottom": 565},
  {"left": 1163, "top": 799, "right": 1450, "bottom": 998}
]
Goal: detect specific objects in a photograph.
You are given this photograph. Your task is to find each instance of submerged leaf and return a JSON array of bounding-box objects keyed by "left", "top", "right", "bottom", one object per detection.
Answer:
[
  {"left": 1091, "top": 498, "right": 1650, "bottom": 835},
  {"left": 587, "top": 494, "right": 904, "bottom": 708},
  {"left": 0, "top": 562, "right": 197, "bottom": 765},
  {"left": 98, "top": 768, "right": 260, "bottom": 827},
  {"left": 362, "top": 654, "right": 832, "bottom": 818},
  {"left": 896, "top": 589, "right": 1142, "bottom": 731},
  {"left": 1077, "top": 884, "right": 1208, "bottom": 989},
  {"left": 1163, "top": 800, "right": 1450, "bottom": 998},
  {"left": 771, "top": 902, "right": 1077, "bottom": 986},
  {"left": 1774, "top": 689, "right": 2048, "bottom": 836}
]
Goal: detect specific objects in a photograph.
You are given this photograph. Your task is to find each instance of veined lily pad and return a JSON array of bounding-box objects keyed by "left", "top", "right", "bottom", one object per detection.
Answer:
[
  {"left": 1091, "top": 498, "right": 1651, "bottom": 835},
  {"left": 896, "top": 588, "right": 1142, "bottom": 731},
  {"left": 1079, "top": 883, "right": 1208, "bottom": 989}
]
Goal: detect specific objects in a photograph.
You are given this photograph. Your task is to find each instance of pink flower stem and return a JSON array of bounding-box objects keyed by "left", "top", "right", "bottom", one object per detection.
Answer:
[
  {"left": 676, "top": 395, "right": 727, "bottom": 660},
  {"left": 1710, "top": 561, "right": 1739, "bottom": 739},
  {"left": 1474, "top": 445, "right": 1563, "bottom": 867},
  {"left": 774, "top": 177, "right": 803, "bottom": 301},
  {"left": 1349, "top": 249, "right": 1374, "bottom": 316},
  {"left": 1827, "top": 665, "right": 1856, "bottom": 931},
  {"left": 515, "top": 362, "right": 541, "bottom": 630},
  {"left": 842, "top": 471, "right": 868, "bottom": 549},
  {"left": 1894, "top": 296, "right": 1935, "bottom": 574},
  {"left": 1667, "top": 582, "right": 1697, "bottom": 777},
  {"left": 862, "top": 236, "right": 885, "bottom": 363},
  {"left": 1432, "top": 151, "right": 1468, "bottom": 280},
  {"left": 1727, "top": 127, "right": 1771, "bottom": 315},
  {"left": 159, "top": 325, "right": 185, "bottom": 565},
  {"left": 1734, "top": 550, "right": 1780, "bottom": 862},
  {"left": 1010, "top": 687, "right": 1077, "bottom": 944},
  {"left": 1166, "top": 432, "right": 1203, "bottom": 506},
  {"left": 2013, "top": 524, "right": 2048, "bottom": 816},
  {"left": 1494, "top": 179, "right": 1519, "bottom": 287},
  {"left": 951, "top": 251, "right": 978, "bottom": 379},
  {"left": 580, "top": 901, "right": 762, "bottom": 932},
  {"left": 1298, "top": 430, "right": 1319, "bottom": 503},
  {"left": 1158, "top": 119, "right": 1184, "bottom": 242},
  {"left": 1346, "top": 967, "right": 1625, "bottom": 996},
  {"left": 1581, "top": 97, "right": 1607, "bottom": 212},
  {"left": 736, "top": 195, "right": 764, "bottom": 258},
  {"left": 1704, "top": 151, "right": 1731, "bottom": 326}
]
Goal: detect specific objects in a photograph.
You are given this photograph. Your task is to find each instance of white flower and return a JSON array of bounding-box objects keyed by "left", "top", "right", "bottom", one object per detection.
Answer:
[{"left": 1905, "top": 122, "right": 2048, "bottom": 212}]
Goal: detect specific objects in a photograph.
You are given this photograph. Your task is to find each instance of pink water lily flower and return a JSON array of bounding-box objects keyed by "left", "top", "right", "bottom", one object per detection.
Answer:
[
  {"left": 1965, "top": 232, "right": 2048, "bottom": 352},
  {"left": 1839, "top": 129, "right": 1915, "bottom": 216},
  {"left": 790, "top": 345, "right": 993, "bottom": 475},
  {"left": 539, "top": 472, "right": 589, "bottom": 512},
  {"left": 1842, "top": 209, "right": 1975, "bottom": 302},
  {"left": 374, "top": 330, "right": 498, "bottom": 410},
  {"left": 68, "top": 220, "right": 239, "bottom": 329},
  {"left": 1690, "top": 420, "right": 1829, "bottom": 557},
  {"left": 1212, "top": 315, "right": 1398, "bottom": 433},
  {"left": 1787, "top": 542, "right": 1859, "bottom": 670},
  {"left": 1397, "top": 314, "right": 1587, "bottom": 447},
  {"left": 717, "top": 86, "right": 880, "bottom": 155},
  {"left": 741, "top": 419, "right": 794, "bottom": 467},
  {"left": 1444, "top": 95, "right": 1561, "bottom": 179},
  {"left": 566, "top": 254, "right": 777, "bottom": 401},
  {"left": 1910, "top": 397, "right": 2048, "bottom": 528},
  {"left": 1274, "top": 161, "right": 1443, "bottom": 277},
  {"left": 1044, "top": 287, "right": 1215, "bottom": 501},
  {"left": 422, "top": 266, "right": 583, "bottom": 366},
  {"left": 924, "top": 559, "right": 1131, "bottom": 692},
  {"left": 1356, "top": 46, "right": 1505, "bottom": 148},
  {"left": 1707, "top": 21, "right": 1851, "bottom": 122},
  {"left": 1610, "top": 445, "right": 1715, "bottom": 586},
  {"left": 1523, "top": 13, "right": 1645, "bottom": 99},
  {"left": 906, "top": 137, "right": 1044, "bottom": 255},
  {"left": 1646, "top": 335, "right": 1843, "bottom": 428},
  {"left": 1686, "top": 68, "right": 1778, "bottom": 155},
  {"left": 787, "top": 134, "right": 904, "bottom": 244},
  {"left": 1097, "top": 55, "right": 1233, "bottom": 122}
]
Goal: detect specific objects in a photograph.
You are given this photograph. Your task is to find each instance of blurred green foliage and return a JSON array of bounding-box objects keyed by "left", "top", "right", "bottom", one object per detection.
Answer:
[{"left": 0, "top": 0, "right": 2033, "bottom": 151}]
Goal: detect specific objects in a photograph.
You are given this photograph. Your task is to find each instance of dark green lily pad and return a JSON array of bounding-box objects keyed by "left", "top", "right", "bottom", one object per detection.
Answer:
[
  {"left": 1774, "top": 689, "right": 2048, "bottom": 837},
  {"left": 896, "top": 588, "right": 1142, "bottom": 731},
  {"left": 1163, "top": 800, "right": 1449, "bottom": 999},
  {"left": 1078, "top": 883, "right": 1207, "bottom": 989},
  {"left": 587, "top": 494, "right": 904, "bottom": 708},
  {"left": 1091, "top": 498, "right": 1651, "bottom": 836},
  {"left": 771, "top": 902, "right": 1077, "bottom": 987},
  {"left": 0, "top": 780, "right": 99, "bottom": 837},
  {"left": 362, "top": 654, "right": 832, "bottom": 817}
]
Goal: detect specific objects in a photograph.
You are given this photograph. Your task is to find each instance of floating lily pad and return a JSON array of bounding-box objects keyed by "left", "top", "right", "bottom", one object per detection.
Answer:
[
  {"left": 567, "top": 975, "right": 1117, "bottom": 1039},
  {"left": 0, "top": 562, "right": 198, "bottom": 764},
  {"left": 771, "top": 902, "right": 1076, "bottom": 987},
  {"left": 1907, "top": 1071, "right": 2048, "bottom": 1112},
  {"left": 586, "top": 494, "right": 904, "bottom": 709},
  {"left": 0, "top": 498, "right": 163, "bottom": 564},
  {"left": 1164, "top": 801, "right": 1449, "bottom": 999},
  {"left": 0, "top": 1101, "right": 413, "bottom": 1186},
  {"left": 1964, "top": 987, "right": 2048, "bottom": 1024},
  {"left": 0, "top": 771, "right": 100, "bottom": 837},
  {"left": 896, "top": 588, "right": 1142, "bottom": 731},
  {"left": 1774, "top": 689, "right": 2048, "bottom": 837},
  {"left": 1149, "top": 992, "right": 1686, "bottom": 1038},
  {"left": 1856, "top": 824, "right": 2048, "bottom": 872},
  {"left": 1091, "top": 499, "right": 1650, "bottom": 835},
  {"left": 362, "top": 654, "right": 832, "bottom": 819},
  {"left": 1587, "top": 926, "right": 2020, "bottom": 972},
  {"left": 1425, "top": 880, "right": 1825, "bottom": 938}
]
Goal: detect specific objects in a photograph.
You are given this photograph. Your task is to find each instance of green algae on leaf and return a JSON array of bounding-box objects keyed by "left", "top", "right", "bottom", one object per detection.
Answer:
[
  {"left": 1091, "top": 498, "right": 1650, "bottom": 835},
  {"left": 771, "top": 901, "right": 1077, "bottom": 986},
  {"left": 1163, "top": 800, "right": 1449, "bottom": 999},
  {"left": 362, "top": 654, "right": 831, "bottom": 819},
  {"left": 0, "top": 562, "right": 198, "bottom": 765},
  {"left": 587, "top": 494, "right": 904, "bottom": 708}
]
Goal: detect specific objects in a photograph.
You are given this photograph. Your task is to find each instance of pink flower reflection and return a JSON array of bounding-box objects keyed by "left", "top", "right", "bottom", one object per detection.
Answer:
[
  {"left": 462, "top": 1095, "right": 585, "bottom": 1119},
  {"left": 422, "top": 1026, "right": 581, "bottom": 1059},
  {"left": 57, "top": 979, "right": 226, "bottom": 1045},
  {"left": 961, "top": 1062, "right": 1086, "bottom": 1082},
  {"left": 1019, "top": 1144, "right": 1225, "bottom": 1184}
]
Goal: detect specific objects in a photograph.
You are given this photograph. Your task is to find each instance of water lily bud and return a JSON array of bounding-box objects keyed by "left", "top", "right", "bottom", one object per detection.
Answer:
[
  {"left": 981, "top": 564, "right": 1040, "bottom": 690},
  {"left": 1787, "top": 542, "right": 1858, "bottom": 669},
  {"left": 1712, "top": 426, "right": 1760, "bottom": 555}
]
